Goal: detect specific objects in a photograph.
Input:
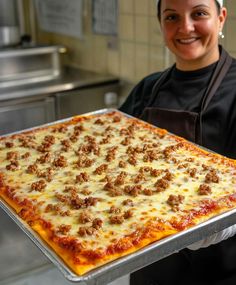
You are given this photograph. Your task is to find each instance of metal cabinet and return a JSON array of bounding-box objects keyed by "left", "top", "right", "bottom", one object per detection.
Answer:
[
  {"left": 0, "top": 96, "right": 55, "bottom": 135},
  {"left": 55, "top": 82, "right": 120, "bottom": 120}
]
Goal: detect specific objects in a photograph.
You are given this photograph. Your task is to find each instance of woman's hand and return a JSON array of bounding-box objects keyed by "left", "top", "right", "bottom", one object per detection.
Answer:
[{"left": 187, "top": 225, "right": 236, "bottom": 250}]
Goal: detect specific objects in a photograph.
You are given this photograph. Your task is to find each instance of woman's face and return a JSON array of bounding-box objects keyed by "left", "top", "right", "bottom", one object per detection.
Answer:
[{"left": 159, "top": 0, "right": 227, "bottom": 70}]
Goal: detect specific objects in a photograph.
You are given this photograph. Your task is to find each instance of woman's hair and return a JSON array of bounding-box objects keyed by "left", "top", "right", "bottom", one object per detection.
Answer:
[{"left": 157, "top": 0, "right": 221, "bottom": 20}]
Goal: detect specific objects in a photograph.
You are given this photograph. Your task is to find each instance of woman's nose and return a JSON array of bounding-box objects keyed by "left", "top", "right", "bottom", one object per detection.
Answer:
[{"left": 178, "top": 16, "right": 195, "bottom": 33}]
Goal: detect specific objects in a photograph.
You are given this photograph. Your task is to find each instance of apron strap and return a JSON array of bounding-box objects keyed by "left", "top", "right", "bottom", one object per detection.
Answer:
[
  {"left": 145, "top": 66, "right": 174, "bottom": 109},
  {"left": 201, "top": 47, "right": 233, "bottom": 112},
  {"left": 198, "top": 47, "right": 233, "bottom": 144}
]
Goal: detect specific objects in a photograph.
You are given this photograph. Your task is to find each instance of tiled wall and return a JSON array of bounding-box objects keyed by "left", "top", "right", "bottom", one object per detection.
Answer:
[
  {"left": 223, "top": 0, "right": 236, "bottom": 58},
  {"left": 30, "top": 0, "right": 236, "bottom": 100},
  {"left": 33, "top": 0, "right": 165, "bottom": 84}
]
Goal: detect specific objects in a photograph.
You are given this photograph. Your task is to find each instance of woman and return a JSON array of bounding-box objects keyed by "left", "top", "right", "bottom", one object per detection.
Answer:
[{"left": 120, "top": 0, "right": 236, "bottom": 284}]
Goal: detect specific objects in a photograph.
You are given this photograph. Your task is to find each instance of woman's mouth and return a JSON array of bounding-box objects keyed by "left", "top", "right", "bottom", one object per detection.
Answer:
[{"left": 177, "top": 37, "right": 199, "bottom": 44}]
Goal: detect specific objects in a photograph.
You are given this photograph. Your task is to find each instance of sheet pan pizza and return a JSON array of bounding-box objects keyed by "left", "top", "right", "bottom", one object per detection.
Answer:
[{"left": 0, "top": 110, "right": 236, "bottom": 275}]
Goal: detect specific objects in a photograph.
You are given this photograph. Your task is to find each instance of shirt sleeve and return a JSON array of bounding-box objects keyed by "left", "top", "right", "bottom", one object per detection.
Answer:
[{"left": 119, "top": 73, "right": 161, "bottom": 118}]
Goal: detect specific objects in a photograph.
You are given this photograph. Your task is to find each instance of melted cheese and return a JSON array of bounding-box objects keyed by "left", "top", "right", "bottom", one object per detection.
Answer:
[{"left": 1, "top": 111, "right": 236, "bottom": 274}]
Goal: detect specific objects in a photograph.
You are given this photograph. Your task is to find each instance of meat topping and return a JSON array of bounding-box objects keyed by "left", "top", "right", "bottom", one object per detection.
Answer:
[
  {"left": 76, "top": 172, "right": 90, "bottom": 183},
  {"left": 162, "top": 170, "right": 173, "bottom": 181},
  {"left": 121, "top": 137, "right": 131, "bottom": 146},
  {"left": 6, "top": 160, "right": 19, "bottom": 171},
  {"left": 167, "top": 194, "right": 185, "bottom": 211},
  {"left": 155, "top": 178, "right": 169, "bottom": 192},
  {"left": 94, "top": 118, "right": 104, "bottom": 125},
  {"left": 57, "top": 224, "right": 71, "bottom": 235},
  {"left": 31, "top": 179, "right": 46, "bottom": 192},
  {"left": 109, "top": 215, "right": 124, "bottom": 224},
  {"left": 92, "top": 218, "right": 103, "bottom": 230},
  {"left": 143, "top": 150, "right": 159, "bottom": 162},
  {"left": 53, "top": 155, "right": 67, "bottom": 168},
  {"left": 61, "top": 139, "right": 71, "bottom": 151},
  {"left": 5, "top": 141, "right": 14, "bottom": 148},
  {"left": 104, "top": 182, "right": 123, "bottom": 196},
  {"left": 133, "top": 173, "right": 145, "bottom": 183},
  {"left": 113, "top": 115, "right": 121, "bottom": 122},
  {"left": 6, "top": 151, "right": 19, "bottom": 161},
  {"left": 37, "top": 152, "right": 51, "bottom": 164},
  {"left": 76, "top": 156, "right": 94, "bottom": 168},
  {"left": 106, "top": 146, "right": 118, "bottom": 162},
  {"left": 44, "top": 135, "right": 55, "bottom": 145},
  {"left": 94, "top": 164, "right": 108, "bottom": 175},
  {"left": 79, "top": 211, "right": 92, "bottom": 224},
  {"left": 127, "top": 155, "right": 137, "bottom": 166},
  {"left": 114, "top": 171, "right": 127, "bottom": 185},
  {"left": 19, "top": 135, "right": 36, "bottom": 148},
  {"left": 124, "top": 209, "right": 133, "bottom": 219},
  {"left": 78, "top": 226, "right": 96, "bottom": 237},
  {"left": 27, "top": 164, "right": 38, "bottom": 174},
  {"left": 122, "top": 199, "right": 134, "bottom": 206},
  {"left": 21, "top": 152, "right": 30, "bottom": 159},
  {"left": 109, "top": 205, "right": 121, "bottom": 214},
  {"left": 205, "top": 170, "right": 220, "bottom": 183},
  {"left": 124, "top": 185, "right": 142, "bottom": 197},
  {"left": 37, "top": 167, "right": 54, "bottom": 182},
  {"left": 143, "top": 188, "right": 153, "bottom": 196},
  {"left": 187, "top": 168, "right": 197, "bottom": 178},
  {"left": 198, "top": 184, "right": 212, "bottom": 195}
]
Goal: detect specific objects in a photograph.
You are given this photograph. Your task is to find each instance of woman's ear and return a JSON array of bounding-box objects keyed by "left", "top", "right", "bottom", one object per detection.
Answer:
[{"left": 219, "top": 7, "right": 227, "bottom": 31}]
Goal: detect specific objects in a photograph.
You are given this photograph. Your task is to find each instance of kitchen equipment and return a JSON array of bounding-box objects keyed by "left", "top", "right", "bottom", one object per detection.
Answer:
[
  {"left": 0, "top": 45, "right": 66, "bottom": 88},
  {"left": 0, "top": 44, "right": 65, "bottom": 135},
  {"left": 0, "top": 0, "right": 20, "bottom": 47}
]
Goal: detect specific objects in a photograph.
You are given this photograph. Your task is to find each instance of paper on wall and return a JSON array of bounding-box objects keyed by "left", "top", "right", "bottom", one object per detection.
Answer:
[
  {"left": 34, "top": 0, "right": 83, "bottom": 39},
  {"left": 92, "top": 0, "right": 118, "bottom": 35}
]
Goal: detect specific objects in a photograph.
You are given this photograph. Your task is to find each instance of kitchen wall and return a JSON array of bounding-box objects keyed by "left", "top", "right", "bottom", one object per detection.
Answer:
[
  {"left": 25, "top": 0, "right": 236, "bottom": 103},
  {"left": 223, "top": 0, "right": 236, "bottom": 58}
]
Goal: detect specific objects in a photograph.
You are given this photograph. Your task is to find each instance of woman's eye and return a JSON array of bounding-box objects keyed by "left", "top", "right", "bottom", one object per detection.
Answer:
[
  {"left": 165, "top": 14, "right": 178, "bottom": 21},
  {"left": 193, "top": 11, "right": 208, "bottom": 17}
]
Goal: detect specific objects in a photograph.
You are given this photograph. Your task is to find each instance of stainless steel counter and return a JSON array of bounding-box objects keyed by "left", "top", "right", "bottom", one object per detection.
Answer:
[{"left": 0, "top": 66, "right": 119, "bottom": 101}]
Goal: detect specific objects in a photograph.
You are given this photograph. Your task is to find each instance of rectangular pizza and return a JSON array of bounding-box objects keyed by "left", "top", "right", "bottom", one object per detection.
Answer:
[{"left": 0, "top": 110, "right": 236, "bottom": 276}]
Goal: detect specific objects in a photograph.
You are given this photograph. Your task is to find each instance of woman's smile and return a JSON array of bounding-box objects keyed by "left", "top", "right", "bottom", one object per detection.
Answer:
[{"left": 176, "top": 37, "right": 200, "bottom": 44}]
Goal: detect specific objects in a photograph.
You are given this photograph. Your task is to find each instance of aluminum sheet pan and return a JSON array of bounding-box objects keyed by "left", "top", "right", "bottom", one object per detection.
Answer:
[{"left": 1, "top": 108, "right": 236, "bottom": 285}]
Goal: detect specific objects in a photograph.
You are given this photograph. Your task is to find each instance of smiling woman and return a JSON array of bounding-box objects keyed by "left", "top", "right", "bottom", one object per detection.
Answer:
[
  {"left": 159, "top": 0, "right": 227, "bottom": 70},
  {"left": 119, "top": 0, "right": 236, "bottom": 284}
]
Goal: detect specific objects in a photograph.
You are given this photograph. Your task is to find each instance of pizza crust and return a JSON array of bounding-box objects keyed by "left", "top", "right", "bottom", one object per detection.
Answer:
[{"left": 1, "top": 111, "right": 236, "bottom": 275}]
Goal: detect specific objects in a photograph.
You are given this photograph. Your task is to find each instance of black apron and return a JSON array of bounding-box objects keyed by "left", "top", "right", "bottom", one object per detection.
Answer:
[
  {"left": 140, "top": 47, "right": 232, "bottom": 145},
  {"left": 130, "top": 48, "right": 235, "bottom": 285}
]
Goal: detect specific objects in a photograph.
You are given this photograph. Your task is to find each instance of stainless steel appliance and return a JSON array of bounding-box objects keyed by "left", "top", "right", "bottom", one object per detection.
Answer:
[
  {"left": 0, "top": 44, "right": 64, "bottom": 135},
  {"left": 0, "top": 0, "right": 20, "bottom": 47},
  {"left": 0, "top": 45, "right": 65, "bottom": 88}
]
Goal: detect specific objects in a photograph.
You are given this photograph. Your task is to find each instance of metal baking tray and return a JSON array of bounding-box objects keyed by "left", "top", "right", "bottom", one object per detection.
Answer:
[{"left": 1, "top": 108, "right": 236, "bottom": 285}]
